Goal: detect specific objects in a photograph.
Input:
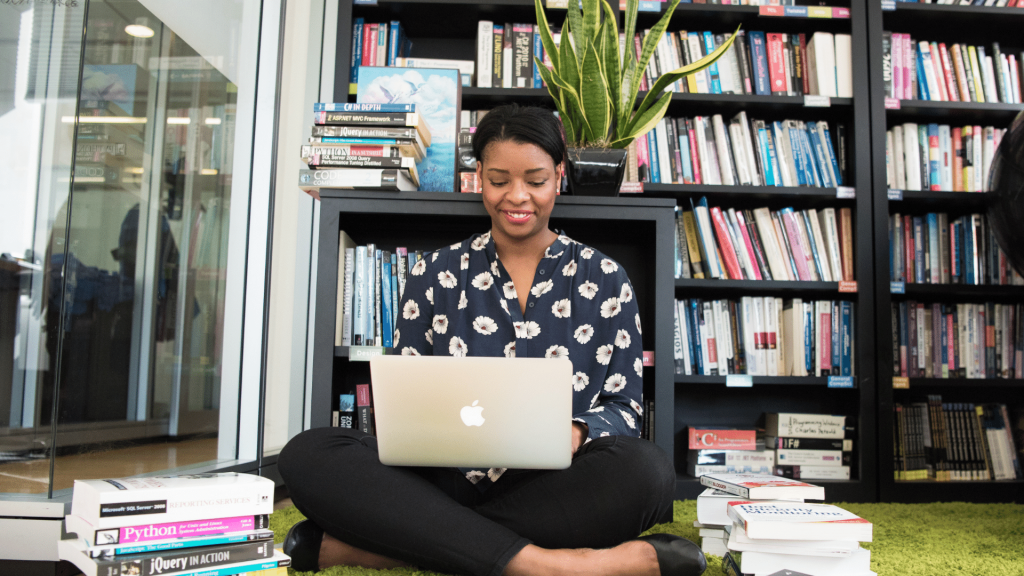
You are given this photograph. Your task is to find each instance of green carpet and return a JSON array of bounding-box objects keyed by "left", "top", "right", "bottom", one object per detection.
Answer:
[{"left": 271, "top": 501, "right": 1024, "bottom": 575}]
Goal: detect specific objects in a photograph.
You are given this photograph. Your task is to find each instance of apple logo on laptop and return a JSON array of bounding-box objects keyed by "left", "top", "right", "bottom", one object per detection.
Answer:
[{"left": 461, "top": 400, "right": 485, "bottom": 427}]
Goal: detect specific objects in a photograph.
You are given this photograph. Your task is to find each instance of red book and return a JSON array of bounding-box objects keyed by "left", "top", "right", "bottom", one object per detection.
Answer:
[
  {"left": 688, "top": 428, "right": 757, "bottom": 450},
  {"left": 799, "top": 33, "right": 810, "bottom": 95},
  {"left": 930, "top": 42, "right": 948, "bottom": 102},
  {"left": 938, "top": 43, "right": 959, "bottom": 102},
  {"left": 929, "top": 130, "right": 941, "bottom": 191},
  {"left": 361, "top": 23, "right": 374, "bottom": 66},
  {"left": 947, "top": 311, "right": 956, "bottom": 374},
  {"left": 819, "top": 305, "right": 832, "bottom": 376},
  {"left": 952, "top": 127, "right": 963, "bottom": 191},
  {"left": 710, "top": 206, "right": 745, "bottom": 280},
  {"left": 734, "top": 211, "right": 763, "bottom": 281},
  {"left": 688, "top": 120, "right": 702, "bottom": 184},
  {"left": 367, "top": 24, "right": 379, "bottom": 67},
  {"left": 766, "top": 33, "right": 788, "bottom": 96}
]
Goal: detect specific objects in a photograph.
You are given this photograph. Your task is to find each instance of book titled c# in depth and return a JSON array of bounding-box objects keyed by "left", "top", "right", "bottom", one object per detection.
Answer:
[{"left": 71, "top": 473, "right": 274, "bottom": 529}]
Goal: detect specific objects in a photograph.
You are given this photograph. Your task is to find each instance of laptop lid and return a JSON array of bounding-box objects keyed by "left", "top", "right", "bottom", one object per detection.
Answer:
[{"left": 369, "top": 355, "right": 573, "bottom": 469}]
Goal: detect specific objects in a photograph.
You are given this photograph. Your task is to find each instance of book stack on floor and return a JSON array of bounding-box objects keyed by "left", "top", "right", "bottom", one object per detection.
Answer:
[
  {"left": 687, "top": 427, "right": 774, "bottom": 478},
  {"left": 891, "top": 301, "right": 1023, "bottom": 379},
  {"left": 628, "top": 113, "right": 848, "bottom": 187},
  {"left": 298, "top": 102, "right": 428, "bottom": 197},
  {"left": 893, "top": 396, "right": 1022, "bottom": 482},
  {"left": 885, "top": 122, "right": 1004, "bottom": 193},
  {"left": 889, "top": 212, "right": 1024, "bottom": 285},
  {"left": 882, "top": 33, "right": 1022, "bottom": 104},
  {"left": 766, "top": 412, "right": 853, "bottom": 481},
  {"left": 703, "top": 473, "right": 875, "bottom": 576},
  {"left": 59, "top": 473, "right": 288, "bottom": 576},
  {"left": 673, "top": 297, "right": 856, "bottom": 378},
  {"left": 674, "top": 200, "right": 854, "bottom": 282}
]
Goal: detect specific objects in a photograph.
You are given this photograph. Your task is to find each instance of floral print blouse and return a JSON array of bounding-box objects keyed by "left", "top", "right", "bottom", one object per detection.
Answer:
[{"left": 393, "top": 230, "right": 644, "bottom": 490}]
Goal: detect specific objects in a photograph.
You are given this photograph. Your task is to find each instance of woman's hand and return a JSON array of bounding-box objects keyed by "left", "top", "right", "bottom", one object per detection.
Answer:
[{"left": 571, "top": 422, "right": 589, "bottom": 455}]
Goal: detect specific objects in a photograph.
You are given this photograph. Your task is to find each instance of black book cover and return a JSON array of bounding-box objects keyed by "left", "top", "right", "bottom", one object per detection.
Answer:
[
  {"left": 92, "top": 540, "right": 273, "bottom": 576},
  {"left": 734, "top": 31, "right": 753, "bottom": 95}
]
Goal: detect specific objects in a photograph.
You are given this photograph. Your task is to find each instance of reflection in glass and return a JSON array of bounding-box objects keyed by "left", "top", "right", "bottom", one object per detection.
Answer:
[{"left": 0, "top": 0, "right": 260, "bottom": 495}]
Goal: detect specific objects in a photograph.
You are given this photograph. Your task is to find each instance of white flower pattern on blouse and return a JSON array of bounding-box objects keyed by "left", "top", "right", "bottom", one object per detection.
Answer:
[{"left": 393, "top": 232, "right": 643, "bottom": 492}]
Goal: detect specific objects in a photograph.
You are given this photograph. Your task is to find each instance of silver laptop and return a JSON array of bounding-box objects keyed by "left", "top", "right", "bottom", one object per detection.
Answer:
[{"left": 369, "top": 355, "right": 573, "bottom": 469}]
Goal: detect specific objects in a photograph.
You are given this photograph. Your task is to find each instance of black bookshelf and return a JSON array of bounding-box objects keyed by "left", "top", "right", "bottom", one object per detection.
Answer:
[
  {"left": 322, "top": 0, "right": 877, "bottom": 503},
  {"left": 868, "top": 1, "right": 1024, "bottom": 504}
]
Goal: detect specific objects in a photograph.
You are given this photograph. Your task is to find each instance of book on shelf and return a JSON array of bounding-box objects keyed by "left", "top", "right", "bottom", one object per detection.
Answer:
[
  {"left": 687, "top": 447, "right": 776, "bottom": 477},
  {"left": 765, "top": 413, "right": 847, "bottom": 439},
  {"left": 673, "top": 201, "right": 854, "bottom": 283},
  {"left": 689, "top": 427, "right": 758, "bottom": 450},
  {"left": 699, "top": 473, "right": 826, "bottom": 500},
  {"left": 357, "top": 383, "right": 376, "bottom": 436},
  {"left": 333, "top": 393, "right": 356, "bottom": 428},
  {"left": 624, "top": 114, "right": 846, "bottom": 188},
  {"left": 884, "top": 33, "right": 1023, "bottom": 104},
  {"left": 473, "top": 21, "right": 547, "bottom": 89},
  {"left": 886, "top": 123, "right": 1005, "bottom": 192},
  {"left": 338, "top": 238, "right": 424, "bottom": 348},
  {"left": 890, "top": 301, "right": 1022, "bottom": 379},
  {"left": 773, "top": 465, "right": 852, "bottom": 481},
  {"left": 893, "top": 396, "right": 1021, "bottom": 482},
  {"left": 674, "top": 297, "right": 855, "bottom": 377}
]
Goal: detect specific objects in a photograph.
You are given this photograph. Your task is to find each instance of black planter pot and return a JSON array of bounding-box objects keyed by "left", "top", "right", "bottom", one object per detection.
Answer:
[{"left": 564, "top": 147, "right": 628, "bottom": 197}]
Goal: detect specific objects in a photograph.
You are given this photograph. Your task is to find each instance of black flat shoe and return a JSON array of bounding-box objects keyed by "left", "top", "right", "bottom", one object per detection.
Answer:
[
  {"left": 283, "top": 519, "right": 324, "bottom": 573},
  {"left": 636, "top": 534, "right": 707, "bottom": 576}
]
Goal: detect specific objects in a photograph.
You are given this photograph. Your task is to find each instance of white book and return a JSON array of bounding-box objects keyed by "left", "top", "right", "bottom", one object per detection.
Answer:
[
  {"left": 701, "top": 535, "right": 729, "bottom": 556},
  {"left": 739, "top": 547, "right": 871, "bottom": 575},
  {"left": 784, "top": 298, "right": 807, "bottom": 377},
  {"left": 771, "top": 122, "right": 796, "bottom": 187},
  {"left": 1010, "top": 56, "right": 1022, "bottom": 104},
  {"left": 724, "top": 42, "right": 744, "bottom": 95},
  {"left": 727, "top": 523, "right": 859, "bottom": 558},
  {"left": 713, "top": 299, "right": 733, "bottom": 375},
  {"left": 701, "top": 473, "right": 825, "bottom": 500},
  {"left": 810, "top": 32, "right": 837, "bottom": 97},
  {"left": 886, "top": 130, "right": 895, "bottom": 189},
  {"left": 701, "top": 300, "right": 718, "bottom": 374},
  {"left": 476, "top": 21, "right": 493, "bottom": 88},
  {"left": 70, "top": 473, "right": 274, "bottom": 530},
  {"left": 716, "top": 39, "right": 737, "bottom": 95},
  {"left": 728, "top": 122, "right": 753, "bottom": 185},
  {"left": 834, "top": 33, "right": 853, "bottom": 98},
  {"left": 764, "top": 296, "right": 779, "bottom": 376},
  {"left": 699, "top": 527, "right": 726, "bottom": 538},
  {"left": 982, "top": 126, "right": 995, "bottom": 192},
  {"left": 502, "top": 31, "right": 513, "bottom": 88},
  {"left": 728, "top": 501, "right": 872, "bottom": 542},
  {"left": 656, "top": 120, "right": 674, "bottom": 184},
  {"left": 751, "top": 296, "right": 767, "bottom": 376},
  {"left": 687, "top": 33, "right": 711, "bottom": 93},
  {"left": 753, "top": 208, "right": 791, "bottom": 281},
  {"left": 919, "top": 42, "right": 943, "bottom": 101},
  {"left": 776, "top": 296, "right": 785, "bottom": 376},
  {"left": 678, "top": 299, "right": 693, "bottom": 375},
  {"left": 765, "top": 413, "right": 846, "bottom": 439},
  {"left": 655, "top": 32, "right": 673, "bottom": 91},
  {"left": 776, "top": 448, "right": 847, "bottom": 466},
  {"left": 807, "top": 209, "right": 832, "bottom": 282},
  {"left": 983, "top": 55, "right": 1000, "bottom": 103},
  {"left": 693, "top": 202, "right": 723, "bottom": 278},
  {"left": 939, "top": 124, "right": 952, "bottom": 191},
  {"left": 741, "top": 297, "right": 759, "bottom": 376},
  {"left": 893, "top": 124, "right": 906, "bottom": 190},
  {"left": 973, "top": 127, "right": 984, "bottom": 192},
  {"left": 727, "top": 209, "right": 757, "bottom": 281},
  {"left": 298, "top": 168, "right": 418, "bottom": 193},
  {"left": 697, "top": 488, "right": 804, "bottom": 527},
  {"left": 695, "top": 117, "right": 720, "bottom": 186},
  {"left": 778, "top": 464, "right": 852, "bottom": 480},
  {"left": 712, "top": 115, "right": 736, "bottom": 186},
  {"left": 735, "top": 112, "right": 762, "bottom": 186},
  {"left": 339, "top": 237, "right": 357, "bottom": 346},
  {"left": 902, "top": 123, "right": 922, "bottom": 191}
]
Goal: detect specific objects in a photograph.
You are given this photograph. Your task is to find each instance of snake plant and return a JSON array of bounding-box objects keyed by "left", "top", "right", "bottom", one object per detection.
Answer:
[{"left": 534, "top": 0, "right": 738, "bottom": 148}]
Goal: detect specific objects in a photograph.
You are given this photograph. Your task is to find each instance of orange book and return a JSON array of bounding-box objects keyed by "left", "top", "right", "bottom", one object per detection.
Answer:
[
  {"left": 952, "top": 127, "right": 963, "bottom": 191},
  {"left": 839, "top": 207, "right": 854, "bottom": 281}
]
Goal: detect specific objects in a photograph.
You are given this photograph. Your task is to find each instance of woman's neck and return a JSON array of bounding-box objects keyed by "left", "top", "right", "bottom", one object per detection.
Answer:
[{"left": 492, "top": 228, "right": 559, "bottom": 264}]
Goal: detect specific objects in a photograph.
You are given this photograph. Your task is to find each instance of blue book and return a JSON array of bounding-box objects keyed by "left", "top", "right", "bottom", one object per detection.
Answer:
[
  {"left": 387, "top": 21, "right": 402, "bottom": 66},
  {"left": 681, "top": 300, "right": 696, "bottom": 372},
  {"left": 381, "top": 253, "right": 394, "bottom": 348},
  {"left": 913, "top": 217, "right": 925, "bottom": 283},
  {"left": 678, "top": 120, "right": 693, "bottom": 183},
  {"left": 966, "top": 216, "right": 977, "bottom": 285},
  {"left": 840, "top": 301, "right": 852, "bottom": 376},
  {"left": 748, "top": 32, "right": 771, "bottom": 96},
  {"left": 350, "top": 18, "right": 364, "bottom": 83},
  {"left": 916, "top": 45, "right": 931, "bottom": 101},
  {"left": 353, "top": 246, "right": 367, "bottom": 346},
  {"left": 756, "top": 123, "right": 777, "bottom": 186},
  {"left": 648, "top": 129, "right": 661, "bottom": 183},
  {"left": 317, "top": 137, "right": 414, "bottom": 145},
  {"left": 831, "top": 301, "right": 841, "bottom": 375},
  {"left": 377, "top": 23, "right": 389, "bottom": 68},
  {"left": 927, "top": 123, "right": 940, "bottom": 190},
  {"left": 764, "top": 125, "right": 783, "bottom": 187},
  {"left": 533, "top": 29, "right": 543, "bottom": 88},
  {"left": 390, "top": 253, "right": 399, "bottom": 334},
  {"left": 787, "top": 124, "right": 808, "bottom": 186},
  {"left": 314, "top": 102, "right": 415, "bottom": 112},
  {"left": 820, "top": 122, "right": 843, "bottom": 186},
  {"left": 806, "top": 123, "right": 833, "bottom": 188},
  {"left": 796, "top": 127, "right": 821, "bottom": 187},
  {"left": 689, "top": 299, "right": 704, "bottom": 375},
  {"left": 804, "top": 303, "right": 814, "bottom": 373},
  {"left": 703, "top": 32, "right": 723, "bottom": 94},
  {"left": 927, "top": 213, "right": 939, "bottom": 282}
]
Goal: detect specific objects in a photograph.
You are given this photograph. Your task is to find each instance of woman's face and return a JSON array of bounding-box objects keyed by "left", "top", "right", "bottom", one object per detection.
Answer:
[{"left": 477, "top": 139, "right": 562, "bottom": 244}]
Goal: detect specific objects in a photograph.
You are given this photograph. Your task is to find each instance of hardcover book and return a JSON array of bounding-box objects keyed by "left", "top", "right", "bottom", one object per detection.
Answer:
[
  {"left": 727, "top": 500, "right": 873, "bottom": 541},
  {"left": 65, "top": 513, "right": 271, "bottom": 547}
]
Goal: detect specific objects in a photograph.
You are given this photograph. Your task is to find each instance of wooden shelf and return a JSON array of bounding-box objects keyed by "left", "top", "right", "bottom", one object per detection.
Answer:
[{"left": 675, "top": 375, "right": 835, "bottom": 386}]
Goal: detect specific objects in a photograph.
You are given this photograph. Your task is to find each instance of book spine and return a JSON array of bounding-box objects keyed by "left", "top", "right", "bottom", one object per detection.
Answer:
[
  {"left": 477, "top": 21, "right": 494, "bottom": 88},
  {"left": 350, "top": 18, "right": 364, "bottom": 83},
  {"left": 381, "top": 253, "right": 394, "bottom": 348},
  {"left": 341, "top": 247, "right": 355, "bottom": 347},
  {"left": 766, "top": 33, "right": 787, "bottom": 96},
  {"left": 749, "top": 32, "right": 771, "bottom": 96},
  {"left": 92, "top": 540, "right": 274, "bottom": 576},
  {"left": 356, "top": 383, "right": 374, "bottom": 435}
]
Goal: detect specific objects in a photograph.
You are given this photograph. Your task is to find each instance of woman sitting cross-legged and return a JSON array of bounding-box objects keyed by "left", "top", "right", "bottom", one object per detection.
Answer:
[{"left": 278, "top": 103, "right": 706, "bottom": 576}]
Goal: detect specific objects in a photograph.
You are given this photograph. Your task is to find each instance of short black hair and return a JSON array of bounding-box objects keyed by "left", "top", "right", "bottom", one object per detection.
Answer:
[{"left": 472, "top": 104, "right": 566, "bottom": 167}]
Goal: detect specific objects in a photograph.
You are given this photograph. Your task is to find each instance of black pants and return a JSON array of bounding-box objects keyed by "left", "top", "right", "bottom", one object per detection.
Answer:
[{"left": 278, "top": 427, "right": 676, "bottom": 576}]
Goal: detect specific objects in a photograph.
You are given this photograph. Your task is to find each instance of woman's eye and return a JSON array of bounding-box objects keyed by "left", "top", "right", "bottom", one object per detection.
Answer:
[
  {"left": 530, "top": 180, "right": 548, "bottom": 187},
  {"left": 489, "top": 181, "right": 508, "bottom": 187}
]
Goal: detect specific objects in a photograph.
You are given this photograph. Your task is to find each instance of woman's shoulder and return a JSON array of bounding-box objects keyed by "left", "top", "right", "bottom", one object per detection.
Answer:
[{"left": 563, "top": 236, "right": 629, "bottom": 280}]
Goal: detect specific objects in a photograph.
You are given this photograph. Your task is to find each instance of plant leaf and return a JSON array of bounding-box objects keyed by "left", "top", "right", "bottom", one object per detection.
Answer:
[
  {"left": 566, "top": 0, "right": 585, "bottom": 68},
  {"left": 559, "top": 19, "right": 581, "bottom": 98},
  {"left": 618, "top": 56, "right": 637, "bottom": 139},
  {"left": 622, "top": 0, "right": 639, "bottom": 65},
  {"left": 600, "top": 0, "right": 620, "bottom": 126},
  {"left": 635, "top": 26, "right": 740, "bottom": 121},
  {"left": 543, "top": 63, "right": 590, "bottom": 146},
  {"left": 535, "top": 55, "right": 561, "bottom": 103},
  {"left": 622, "top": 91, "right": 672, "bottom": 147},
  {"left": 580, "top": 39, "right": 610, "bottom": 143},
  {"left": 621, "top": 0, "right": 680, "bottom": 130},
  {"left": 533, "top": 0, "right": 560, "bottom": 75},
  {"left": 582, "top": 0, "right": 599, "bottom": 45}
]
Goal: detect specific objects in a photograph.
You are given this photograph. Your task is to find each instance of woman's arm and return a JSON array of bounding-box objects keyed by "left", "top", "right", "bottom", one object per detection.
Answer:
[
  {"left": 393, "top": 255, "right": 436, "bottom": 356},
  {"left": 573, "top": 270, "right": 645, "bottom": 441}
]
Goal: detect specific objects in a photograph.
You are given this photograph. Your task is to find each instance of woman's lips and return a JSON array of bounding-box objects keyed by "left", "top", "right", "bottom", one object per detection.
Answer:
[{"left": 503, "top": 210, "right": 532, "bottom": 224}]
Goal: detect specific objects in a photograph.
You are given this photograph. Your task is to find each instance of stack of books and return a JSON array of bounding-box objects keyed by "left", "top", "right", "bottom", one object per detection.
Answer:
[
  {"left": 705, "top": 474, "right": 875, "bottom": 576},
  {"left": 674, "top": 200, "right": 854, "bottom": 282},
  {"left": 59, "top": 473, "right": 288, "bottom": 576},
  {"left": 333, "top": 230, "right": 422, "bottom": 348},
  {"left": 882, "top": 34, "right": 1022, "bottom": 104},
  {"left": 894, "top": 396, "right": 1022, "bottom": 482},
  {"left": 766, "top": 412, "right": 853, "bottom": 481},
  {"left": 634, "top": 30, "right": 852, "bottom": 99},
  {"left": 348, "top": 20, "right": 475, "bottom": 87},
  {"left": 891, "top": 301, "right": 1023, "bottom": 379},
  {"left": 686, "top": 427, "right": 774, "bottom": 477},
  {"left": 885, "top": 122, "right": 1004, "bottom": 193},
  {"left": 889, "top": 212, "right": 1024, "bottom": 286},
  {"left": 475, "top": 22, "right": 548, "bottom": 89},
  {"left": 673, "top": 298, "right": 856, "bottom": 378},
  {"left": 298, "top": 102, "right": 428, "bottom": 197},
  {"left": 628, "top": 114, "right": 848, "bottom": 188}
]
